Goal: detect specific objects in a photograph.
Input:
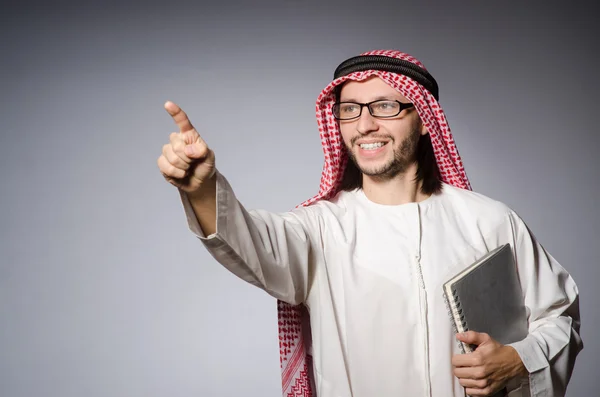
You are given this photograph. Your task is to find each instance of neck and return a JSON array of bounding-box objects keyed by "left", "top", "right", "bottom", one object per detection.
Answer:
[{"left": 361, "top": 162, "right": 430, "bottom": 205}]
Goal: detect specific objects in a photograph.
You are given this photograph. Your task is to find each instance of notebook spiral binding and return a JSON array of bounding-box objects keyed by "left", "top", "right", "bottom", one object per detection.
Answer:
[
  {"left": 442, "top": 291, "right": 507, "bottom": 396},
  {"left": 442, "top": 288, "right": 472, "bottom": 354}
]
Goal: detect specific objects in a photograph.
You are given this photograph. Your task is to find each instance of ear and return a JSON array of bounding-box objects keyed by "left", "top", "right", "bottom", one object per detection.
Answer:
[{"left": 418, "top": 118, "right": 429, "bottom": 136}]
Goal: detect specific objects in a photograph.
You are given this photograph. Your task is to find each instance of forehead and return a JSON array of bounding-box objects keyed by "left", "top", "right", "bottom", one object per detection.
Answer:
[{"left": 339, "top": 76, "right": 408, "bottom": 102}]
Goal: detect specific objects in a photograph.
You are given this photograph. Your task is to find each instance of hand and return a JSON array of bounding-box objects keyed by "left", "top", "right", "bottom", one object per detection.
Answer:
[
  {"left": 158, "top": 101, "right": 216, "bottom": 194},
  {"left": 452, "top": 331, "right": 528, "bottom": 396}
]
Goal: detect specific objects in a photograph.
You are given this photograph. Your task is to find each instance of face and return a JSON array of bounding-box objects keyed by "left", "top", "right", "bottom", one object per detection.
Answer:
[{"left": 338, "top": 77, "right": 427, "bottom": 180}]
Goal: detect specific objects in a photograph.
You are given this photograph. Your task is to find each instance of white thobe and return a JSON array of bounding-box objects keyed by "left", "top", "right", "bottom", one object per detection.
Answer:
[{"left": 180, "top": 171, "right": 582, "bottom": 397}]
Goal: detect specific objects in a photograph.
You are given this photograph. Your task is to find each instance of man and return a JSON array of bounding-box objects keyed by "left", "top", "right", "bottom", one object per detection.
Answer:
[{"left": 157, "top": 50, "right": 582, "bottom": 396}]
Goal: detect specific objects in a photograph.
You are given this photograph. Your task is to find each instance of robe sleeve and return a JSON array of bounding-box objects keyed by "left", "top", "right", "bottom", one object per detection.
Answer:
[
  {"left": 178, "top": 170, "right": 320, "bottom": 305},
  {"left": 506, "top": 211, "right": 583, "bottom": 396}
]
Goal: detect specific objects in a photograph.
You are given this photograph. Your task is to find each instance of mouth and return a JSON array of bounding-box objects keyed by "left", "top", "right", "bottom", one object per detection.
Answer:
[
  {"left": 353, "top": 141, "right": 390, "bottom": 159},
  {"left": 357, "top": 141, "right": 389, "bottom": 151}
]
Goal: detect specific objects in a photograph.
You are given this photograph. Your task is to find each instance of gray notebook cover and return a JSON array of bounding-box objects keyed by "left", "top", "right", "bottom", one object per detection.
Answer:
[{"left": 443, "top": 243, "right": 528, "bottom": 354}]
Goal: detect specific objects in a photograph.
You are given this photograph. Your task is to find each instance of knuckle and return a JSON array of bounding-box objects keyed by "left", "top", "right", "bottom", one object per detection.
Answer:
[
  {"left": 163, "top": 161, "right": 174, "bottom": 175},
  {"left": 171, "top": 136, "right": 184, "bottom": 150},
  {"left": 157, "top": 155, "right": 168, "bottom": 170},
  {"left": 161, "top": 160, "right": 176, "bottom": 176},
  {"left": 172, "top": 138, "right": 186, "bottom": 153},
  {"left": 475, "top": 368, "right": 487, "bottom": 379},
  {"left": 170, "top": 164, "right": 185, "bottom": 178},
  {"left": 175, "top": 156, "right": 189, "bottom": 169},
  {"left": 171, "top": 144, "right": 183, "bottom": 157},
  {"left": 164, "top": 152, "right": 177, "bottom": 166}
]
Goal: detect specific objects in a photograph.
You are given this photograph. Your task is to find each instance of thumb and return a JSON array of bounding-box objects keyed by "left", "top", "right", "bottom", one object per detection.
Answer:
[
  {"left": 456, "top": 331, "right": 490, "bottom": 346},
  {"left": 184, "top": 141, "right": 205, "bottom": 159}
]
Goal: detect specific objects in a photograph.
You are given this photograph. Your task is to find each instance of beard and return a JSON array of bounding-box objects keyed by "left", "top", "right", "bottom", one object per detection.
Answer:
[{"left": 345, "top": 124, "right": 421, "bottom": 181}]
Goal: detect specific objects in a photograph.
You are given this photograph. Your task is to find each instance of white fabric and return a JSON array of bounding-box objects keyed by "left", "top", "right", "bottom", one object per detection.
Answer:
[{"left": 181, "top": 171, "right": 582, "bottom": 397}]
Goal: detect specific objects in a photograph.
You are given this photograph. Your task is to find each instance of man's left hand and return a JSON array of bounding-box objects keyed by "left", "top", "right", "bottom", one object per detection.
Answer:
[{"left": 452, "top": 331, "right": 528, "bottom": 396}]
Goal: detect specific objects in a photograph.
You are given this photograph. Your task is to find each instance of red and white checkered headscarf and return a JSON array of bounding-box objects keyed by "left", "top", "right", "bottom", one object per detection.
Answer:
[{"left": 277, "top": 50, "right": 471, "bottom": 397}]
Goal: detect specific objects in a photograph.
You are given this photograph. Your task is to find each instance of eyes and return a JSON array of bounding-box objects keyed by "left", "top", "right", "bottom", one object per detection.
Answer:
[
  {"left": 334, "top": 100, "right": 409, "bottom": 120},
  {"left": 372, "top": 101, "right": 398, "bottom": 112},
  {"left": 338, "top": 103, "right": 359, "bottom": 114}
]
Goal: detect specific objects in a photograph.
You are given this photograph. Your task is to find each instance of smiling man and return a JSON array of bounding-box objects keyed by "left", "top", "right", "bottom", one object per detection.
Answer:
[
  {"left": 158, "top": 50, "right": 582, "bottom": 397},
  {"left": 334, "top": 77, "right": 438, "bottom": 202}
]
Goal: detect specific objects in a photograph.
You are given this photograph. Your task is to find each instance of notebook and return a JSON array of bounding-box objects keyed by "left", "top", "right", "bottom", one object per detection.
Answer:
[{"left": 442, "top": 243, "right": 529, "bottom": 354}]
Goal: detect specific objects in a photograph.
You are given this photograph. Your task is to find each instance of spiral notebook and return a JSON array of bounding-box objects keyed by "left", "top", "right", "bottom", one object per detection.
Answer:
[{"left": 442, "top": 243, "right": 529, "bottom": 354}]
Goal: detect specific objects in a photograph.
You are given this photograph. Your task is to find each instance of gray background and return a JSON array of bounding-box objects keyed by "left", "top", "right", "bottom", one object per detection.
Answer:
[{"left": 1, "top": 0, "right": 597, "bottom": 396}]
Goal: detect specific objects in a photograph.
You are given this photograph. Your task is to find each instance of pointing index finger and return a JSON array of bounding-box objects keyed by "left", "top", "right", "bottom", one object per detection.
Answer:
[{"left": 164, "top": 101, "right": 196, "bottom": 133}]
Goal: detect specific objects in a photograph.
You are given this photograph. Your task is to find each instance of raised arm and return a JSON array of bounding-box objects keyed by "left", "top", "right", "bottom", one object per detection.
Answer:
[
  {"left": 158, "top": 101, "right": 218, "bottom": 235},
  {"left": 157, "top": 102, "right": 320, "bottom": 305}
]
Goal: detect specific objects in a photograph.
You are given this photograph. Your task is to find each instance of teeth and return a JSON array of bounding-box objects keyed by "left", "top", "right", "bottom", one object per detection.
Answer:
[{"left": 359, "top": 142, "right": 385, "bottom": 150}]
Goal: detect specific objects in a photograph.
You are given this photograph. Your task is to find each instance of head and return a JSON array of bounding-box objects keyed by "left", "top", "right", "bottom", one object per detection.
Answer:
[
  {"left": 299, "top": 50, "right": 470, "bottom": 208},
  {"left": 334, "top": 76, "right": 441, "bottom": 194}
]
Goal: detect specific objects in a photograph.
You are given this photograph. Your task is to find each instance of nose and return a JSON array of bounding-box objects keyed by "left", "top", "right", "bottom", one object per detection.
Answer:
[{"left": 356, "top": 107, "right": 378, "bottom": 135}]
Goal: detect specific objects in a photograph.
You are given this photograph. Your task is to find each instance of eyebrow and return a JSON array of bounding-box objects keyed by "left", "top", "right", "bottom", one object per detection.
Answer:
[{"left": 340, "top": 95, "right": 405, "bottom": 103}]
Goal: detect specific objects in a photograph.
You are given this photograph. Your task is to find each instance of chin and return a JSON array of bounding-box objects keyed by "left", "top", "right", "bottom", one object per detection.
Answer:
[{"left": 357, "top": 160, "right": 395, "bottom": 177}]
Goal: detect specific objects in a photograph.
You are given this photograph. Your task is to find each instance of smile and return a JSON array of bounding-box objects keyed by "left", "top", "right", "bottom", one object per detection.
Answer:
[{"left": 359, "top": 142, "right": 387, "bottom": 150}]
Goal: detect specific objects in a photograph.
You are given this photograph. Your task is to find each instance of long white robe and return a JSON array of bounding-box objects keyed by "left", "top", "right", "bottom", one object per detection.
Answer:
[{"left": 180, "top": 171, "right": 582, "bottom": 397}]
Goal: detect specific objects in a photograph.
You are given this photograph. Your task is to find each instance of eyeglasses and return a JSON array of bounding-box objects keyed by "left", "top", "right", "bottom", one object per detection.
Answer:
[{"left": 332, "top": 100, "right": 415, "bottom": 120}]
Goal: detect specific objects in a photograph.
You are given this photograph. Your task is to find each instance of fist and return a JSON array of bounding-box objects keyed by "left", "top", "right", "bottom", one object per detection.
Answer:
[
  {"left": 157, "top": 101, "right": 216, "bottom": 194},
  {"left": 452, "top": 331, "right": 527, "bottom": 396}
]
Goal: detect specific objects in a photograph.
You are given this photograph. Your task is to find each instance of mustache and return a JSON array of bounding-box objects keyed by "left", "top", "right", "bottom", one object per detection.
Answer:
[{"left": 350, "top": 135, "right": 394, "bottom": 146}]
